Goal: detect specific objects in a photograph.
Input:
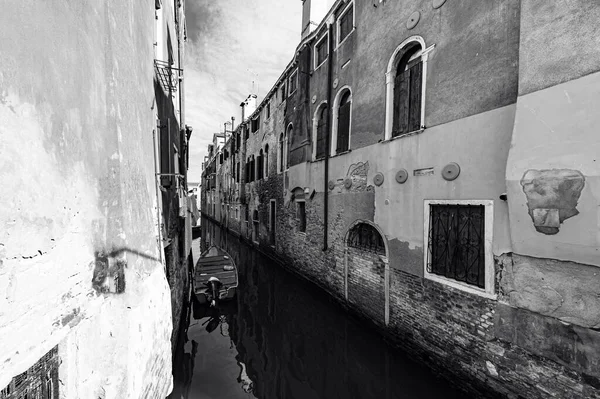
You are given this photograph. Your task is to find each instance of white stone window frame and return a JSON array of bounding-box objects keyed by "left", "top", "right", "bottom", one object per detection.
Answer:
[
  {"left": 423, "top": 199, "right": 496, "bottom": 299},
  {"left": 384, "top": 36, "right": 435, "bottom": 141},
  {"left": 312, "top": 101, "right": 328, "bottom": 160},
  {"left": 331, "top": 86, "right": 352, "bottom": 157},
  {"left": 336, "top": 1, "right": 355, "bottom": 49},
  {"left": 288, "top": 68, "right": 299, "bottom": 97},
  {"left": 314, "top": 33, "right": 329, "bottom": 71}
]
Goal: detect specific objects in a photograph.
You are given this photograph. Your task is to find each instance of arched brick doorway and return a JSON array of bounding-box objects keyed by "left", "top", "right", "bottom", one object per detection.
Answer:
[{"left": 344, "top": 220, "right": 390, "bottom": 326}]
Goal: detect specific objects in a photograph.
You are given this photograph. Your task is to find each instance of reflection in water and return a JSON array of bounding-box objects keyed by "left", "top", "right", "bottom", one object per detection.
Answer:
[{"left": 171, "top": 221, "right": 466, "bottom": 398}]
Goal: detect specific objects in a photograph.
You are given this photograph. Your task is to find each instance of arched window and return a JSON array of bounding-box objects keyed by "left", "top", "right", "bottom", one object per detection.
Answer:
[
  {"left": 332, "top": 87, "right": 352, "bottom": 155},
  {"left": 385, "top": 36, "right": 433, "bottom": 140},
  {"left": 284, "top": 124, "right": 292, "bottom": 169},
  {"left": 347, "top": 222, "right": 385, "bottom": 255},
  {"left": 313, "top": 103, "right": 328, "bottom": 160},
  {"left": 258, "top": 149, "right": 264, "bottom": 180},
  {"left": 264, "top": 144, "right": 269, "bottom": 178},
  {"left": 279, "top": 133, "right": 284, "bottom": 173}
]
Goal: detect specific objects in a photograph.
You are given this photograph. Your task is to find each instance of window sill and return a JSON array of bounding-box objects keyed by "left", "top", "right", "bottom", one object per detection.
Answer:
[
  {"left": 381, "top": 128, "right": 425, "bottom": 143},
  {"left": 314, "top": 59, "right": 327, "bottom": 72},
  {"left": 424, "top": 272, "right": 496, "bottom": 300},
  {"left": 335, "top": 28, "right": 355, "bottom": 50},
  {"left": 330, "top": 149, "right": 352, "bottom": 158}
]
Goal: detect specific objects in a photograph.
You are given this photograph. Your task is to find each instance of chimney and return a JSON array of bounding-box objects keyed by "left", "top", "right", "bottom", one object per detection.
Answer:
[
  {"left": 240, "top": 94, "right": 257, "bottom": 122},
  {"left": 301, "top": 0, "right": 335, "bottom": 39}
]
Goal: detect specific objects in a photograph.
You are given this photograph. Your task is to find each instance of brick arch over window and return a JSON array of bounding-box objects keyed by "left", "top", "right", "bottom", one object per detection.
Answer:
[
  {"left": 344, "top": 220, "right": 388, "bottom": 258},
  {"left": 312, "top": 101, "right": 328, "bottom": 160},
  {"left": 331, "top": 86, "right": 352, "bottom": 156},
  {"left": 384, "top": 36, "right": 435, "bottom": 140}
]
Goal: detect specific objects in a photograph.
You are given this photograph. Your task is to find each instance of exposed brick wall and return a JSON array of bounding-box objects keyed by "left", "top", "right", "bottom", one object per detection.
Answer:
[
  {"left": 1, "top": 346, "right": 59, "bottom": 399},
  {"left": 347, "top": 247, "right": 386, "bottom": 326}
]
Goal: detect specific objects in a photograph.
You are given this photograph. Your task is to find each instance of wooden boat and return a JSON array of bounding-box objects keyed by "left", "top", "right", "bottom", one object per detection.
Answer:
[{"left": 194, "top": 246, "right": 238, "bottom": 306}]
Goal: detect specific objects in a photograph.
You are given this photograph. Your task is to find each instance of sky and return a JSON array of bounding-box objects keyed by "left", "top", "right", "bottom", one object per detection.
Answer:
[{"left": 184, "top": 1, "right": 302, "bottom": 183}]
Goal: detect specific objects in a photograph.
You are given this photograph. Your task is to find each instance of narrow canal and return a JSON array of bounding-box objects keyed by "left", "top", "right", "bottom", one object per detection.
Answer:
[{"left": 169, "top": 221, "right": 466, "bottom": 399}]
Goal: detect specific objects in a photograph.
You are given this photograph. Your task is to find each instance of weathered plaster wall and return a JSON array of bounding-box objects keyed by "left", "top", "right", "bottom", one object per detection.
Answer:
[
  {"left": 0, "top": 1, "right": 174, "bottom": 397},
  {"left": 506, "top": 71, "right": 600, "bottom": 266},
  {"left": 517, "top": 0, "right": 600, "bottom": 95},
  {"left": 310, "top": 0, "right": 520, "bottom": 151}
]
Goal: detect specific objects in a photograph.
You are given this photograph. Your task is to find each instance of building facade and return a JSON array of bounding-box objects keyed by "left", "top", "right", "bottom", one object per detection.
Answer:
[
  {"left": 0, "top": 1, "right": 192, "bottom": 397},
  {"left": 200, "top": 0, "right": 600, "bottom": 397}
]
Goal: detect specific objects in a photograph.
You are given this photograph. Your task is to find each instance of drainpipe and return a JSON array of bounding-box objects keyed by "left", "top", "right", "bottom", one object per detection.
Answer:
[{"left": 323, "top": 21, "right": 333, "bottom": 251}]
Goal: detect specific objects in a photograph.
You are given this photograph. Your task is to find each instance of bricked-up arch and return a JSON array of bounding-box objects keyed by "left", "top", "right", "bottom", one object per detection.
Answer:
[
  {"left": 343, "top": 220, "right": 389, "bottom": 326},
  {"left": 344, "top": 220, "right": 389, "bottom": 258}
]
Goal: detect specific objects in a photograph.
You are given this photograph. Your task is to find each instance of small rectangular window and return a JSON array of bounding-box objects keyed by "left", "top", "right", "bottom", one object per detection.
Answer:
[
  {"left": 338, "top": 3, "right": 354, "bottom": 44},
  {"left": 266, "top": 102, "right": 271, "bottom": 119},
  {"left": 296, "top": 201, "right": 306, "bottom": 233},
  {"left": 281, "top": 84, "right": 286, "bottom": 100},
  {"left": 315, "top": 34, "right": 328, "bottom": 69},
  {"left": 288, "top": 70, "right": 298, "bottom": 95}
]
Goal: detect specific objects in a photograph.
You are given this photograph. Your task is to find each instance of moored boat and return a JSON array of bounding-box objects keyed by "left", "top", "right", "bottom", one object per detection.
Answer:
[{"left": 194, "top": 246, "right": 238, "bottom": 306}]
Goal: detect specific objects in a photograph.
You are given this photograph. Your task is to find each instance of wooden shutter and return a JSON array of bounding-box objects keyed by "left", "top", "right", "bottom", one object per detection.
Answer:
[
  {"left": 393, "top": 71, "right": 410, "bottom": 137},
  {"left": 408, "top": 61, "right": 423, "bottom": 132},
  {"left": 316, "top": 109, "right": 328, "bottom": 159},
  {"left": 337, "top": 102, "right": 351, "bottom": 153}
]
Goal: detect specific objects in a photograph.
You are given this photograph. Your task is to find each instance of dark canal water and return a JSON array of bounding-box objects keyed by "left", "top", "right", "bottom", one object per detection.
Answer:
[{"left": 169, "top": 222, "right": 466, "bottom": 399}]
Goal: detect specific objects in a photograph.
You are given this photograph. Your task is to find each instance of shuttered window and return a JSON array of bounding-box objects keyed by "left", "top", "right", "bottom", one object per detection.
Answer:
[
  {"left": 336, "top": 91, "right": 351, "bottom": 154},
  {"left": 392, "top": 46, "right": 423, "bottom": 137},
  {"left": 289, "top": 70, "right": 298, "bottom": 94},
  {"left": 339, "top": 4, "right": 354, "bottom": 44},
  {"left": 315, "top": 35, "right": 328, "bottom": 68},
  {"left": 316, "top": 106, "right": 328, "bottom": 159}
]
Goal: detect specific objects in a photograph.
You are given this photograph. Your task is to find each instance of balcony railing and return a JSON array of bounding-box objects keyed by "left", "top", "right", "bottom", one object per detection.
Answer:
[{"left": 154, "top": 59, "right": 181, "bottom": 92}]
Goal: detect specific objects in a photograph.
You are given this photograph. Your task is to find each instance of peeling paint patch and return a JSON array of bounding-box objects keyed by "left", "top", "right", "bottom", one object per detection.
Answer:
[
  {"left": 61, "top": 307, "right": 81, "bottom": 326},
  {"left": 520, "top": 169, "right": 585, "bottom": 235}
]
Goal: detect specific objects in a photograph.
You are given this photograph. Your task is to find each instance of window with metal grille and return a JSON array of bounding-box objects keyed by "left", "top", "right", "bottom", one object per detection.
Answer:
[
  {"left": 347, "top": 223, "right": 385, "bottom": 255},
  {"left": 393, "top": 44, "right": 423, "bottom": 137},
  {"left": 315, "top": 34, "right": 328, "bottom": 68},
  {"left": 316, "top": 106, "right": 328, "bottom": 159},
  {"left": 427, "top": 204, "right": 485, "bottom": 288},
  {"left": 338, "top": 3, "right": 354, "bottom": 44},
  {"left": 336, "top": 90, "right": 351, "bottom": 154}
]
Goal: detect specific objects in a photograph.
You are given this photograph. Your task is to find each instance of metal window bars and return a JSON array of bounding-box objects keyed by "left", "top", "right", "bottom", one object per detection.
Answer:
[
  {"left": 154, "top": 59, "right": 181, "bottom": 92},
  {"left": 347, "top": 223, "right": 385, "bottom": 255},
  {"left": 427, "top": 204, "right": 485, "bottom": 288}
]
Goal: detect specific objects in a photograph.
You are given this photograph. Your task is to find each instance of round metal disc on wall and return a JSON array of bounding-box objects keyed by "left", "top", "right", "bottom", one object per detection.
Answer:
[
  {"left": 432, "top": 0, "right": 447, "bottom": 9},
  {"left": 373, "top": 173, "right": 385, "bottom": 186},
  {"left": 311, "top": 95, "right": 317, "bottom": 104},
  {"left": 344, "top": 178, "right": 352, "bottom": 189},
  {"left": 407, "top": 11, "right": 420, "bottom": 30},
  {"left": 333, "top": 78, "right": 339, "bottom": 89},
  {"left": 442, "top": 162, "right": 461, "bottom": 181},
  {"left": 395, "top": 169, "right": 409, "bottom": 184},
  {"left": 328, "top": 180, "right": 336, "bottom": 190}
]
